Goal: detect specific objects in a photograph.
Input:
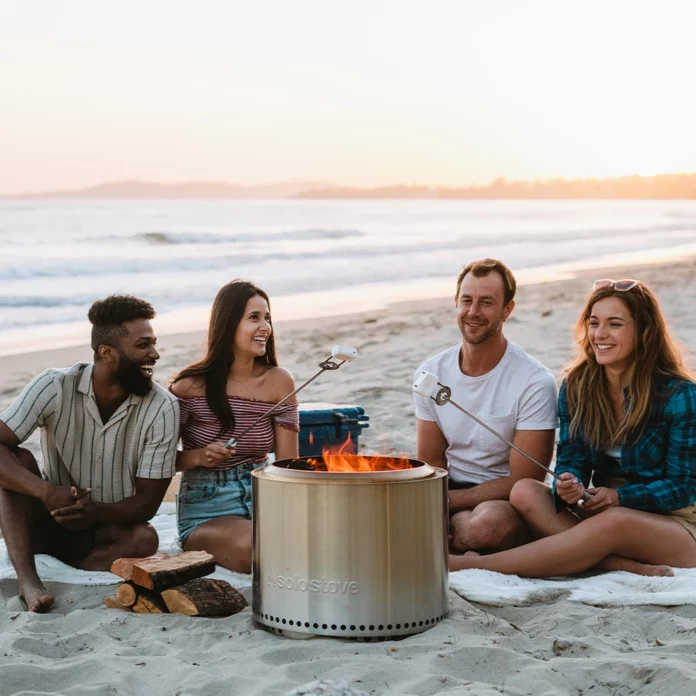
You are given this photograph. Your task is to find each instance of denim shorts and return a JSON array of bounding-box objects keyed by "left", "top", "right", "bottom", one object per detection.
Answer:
[{"left": 177, "top": 460, "right": 266, "bottom": 544}]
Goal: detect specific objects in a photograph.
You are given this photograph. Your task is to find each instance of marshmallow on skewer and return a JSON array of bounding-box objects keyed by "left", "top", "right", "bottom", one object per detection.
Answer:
[
  {"left": 331, "top": 345, "right": 358, "bottom": 362},
  {"left": 413, "top": 371, "right": 441, "bottom": 399}
]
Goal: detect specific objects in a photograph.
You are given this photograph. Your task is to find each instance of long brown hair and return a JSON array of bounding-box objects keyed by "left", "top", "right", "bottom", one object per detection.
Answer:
[
  {"left": 172, "top": 280, "right": 278, "bottom": 434},
  {"left": 565, "top": 282, "right": 693, "bottom": 448}
]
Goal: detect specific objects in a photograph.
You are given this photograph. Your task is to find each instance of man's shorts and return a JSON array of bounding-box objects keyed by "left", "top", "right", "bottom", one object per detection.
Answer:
[
  {"left": 448, "top": 479, "right": 476, "bottom": 491},
  {"left": 34, "top": 519, "right": 97, "bottom": 566}
]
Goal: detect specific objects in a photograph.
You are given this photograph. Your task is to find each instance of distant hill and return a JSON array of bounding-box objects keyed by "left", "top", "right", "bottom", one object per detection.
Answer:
[
  {"left": 297, "top": 174, "right": 696, "bottom": 200},
  {"left": 3, "top": 180, "right": 334, "bottom": 200},
  {"left": 5, "top": 173, "right": 696, "bottom": 200}
]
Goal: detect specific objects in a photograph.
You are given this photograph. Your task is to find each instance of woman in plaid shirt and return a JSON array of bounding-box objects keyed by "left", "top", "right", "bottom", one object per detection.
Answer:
[{"left": 449, "top": 279, "right": 696, "bottom": 577}]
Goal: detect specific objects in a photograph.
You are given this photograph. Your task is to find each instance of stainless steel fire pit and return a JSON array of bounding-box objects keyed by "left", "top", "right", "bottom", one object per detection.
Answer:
[{"left": 252, "top": 456, "right": 449, "bottom": 638}]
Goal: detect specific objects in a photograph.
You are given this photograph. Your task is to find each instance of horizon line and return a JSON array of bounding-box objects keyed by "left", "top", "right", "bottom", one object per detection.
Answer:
[{"left": 3, "top": 171, "right": 696, "bottom": 200}]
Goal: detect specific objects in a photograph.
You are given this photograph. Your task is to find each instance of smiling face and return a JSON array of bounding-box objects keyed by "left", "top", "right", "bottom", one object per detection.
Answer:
[
  {"left": 456, "top": 271, "right": 514, "bottom": 345},
  {"left": 114, "top": 318, "right": 160, "bottom": 395},
  {"left": 588, "top": 296, "right": 636, "bottom": 372},
  {"left": 234, "top": 294, "right": 272, "bottom": 359}
]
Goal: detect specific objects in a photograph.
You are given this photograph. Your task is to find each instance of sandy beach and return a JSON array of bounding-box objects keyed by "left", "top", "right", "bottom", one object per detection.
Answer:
[{"left": 1, "top": 256, "right": 696, "bottom": 695}]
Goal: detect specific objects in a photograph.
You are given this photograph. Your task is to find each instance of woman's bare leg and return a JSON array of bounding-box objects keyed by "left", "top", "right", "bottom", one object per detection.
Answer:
[
  {"left": 183, "top": 515, "right": 252, "bottom": 573},
  {"left": 449, "top": 507, "right": 696, "bottom": 576},
  {"left": 510, "top": 479, "right": 673, "bottom": 576},
  {"left": 509, "top": 479, "right": 580, "bottom": 538}
]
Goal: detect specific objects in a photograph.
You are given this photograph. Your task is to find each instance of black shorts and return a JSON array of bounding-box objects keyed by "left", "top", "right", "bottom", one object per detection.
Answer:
[
  {"left": 46, "top": 524, "right": 98, "bottom": 566},
  {"left": 448, "top": 479, "right": 476, "bottom": 491},
  {"left": 29, "top": 501, "right": 99, "bottom": 566}
]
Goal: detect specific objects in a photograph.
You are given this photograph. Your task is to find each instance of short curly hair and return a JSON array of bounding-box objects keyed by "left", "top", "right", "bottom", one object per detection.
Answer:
[{"left": 88, "top": 295, "right": 156, "bottom": 356}]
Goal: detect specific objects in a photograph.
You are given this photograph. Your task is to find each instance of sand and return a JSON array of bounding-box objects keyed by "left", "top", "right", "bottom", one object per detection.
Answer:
[{"left": 1, "top": 256, "right": 696, "bottom": 695}]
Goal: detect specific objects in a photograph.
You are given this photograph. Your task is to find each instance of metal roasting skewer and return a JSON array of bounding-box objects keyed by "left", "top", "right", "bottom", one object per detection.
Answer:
[
  {"left": 413, "top": 371, "right": 593, "bottom": 503},
  {"left": 224, "top": 345, "right": 358, "bottom": 450}
]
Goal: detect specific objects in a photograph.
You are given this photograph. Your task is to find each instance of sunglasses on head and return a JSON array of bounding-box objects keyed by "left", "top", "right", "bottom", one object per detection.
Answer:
[{"left": 593, "top": 278, "right": 642, "bottom": 292}]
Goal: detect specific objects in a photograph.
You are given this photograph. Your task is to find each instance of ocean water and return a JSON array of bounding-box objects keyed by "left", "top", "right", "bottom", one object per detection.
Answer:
[{"left": 1, "top": 199, "right": 695, "bottom": 355}]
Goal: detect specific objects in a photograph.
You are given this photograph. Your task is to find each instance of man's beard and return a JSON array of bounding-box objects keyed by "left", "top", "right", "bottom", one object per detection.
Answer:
[
  {"left": 461, "top": 316, "right": 504, "bottom": 345},
  {"left": 115, "top": 351, "right": 153, "bottom": 396}
]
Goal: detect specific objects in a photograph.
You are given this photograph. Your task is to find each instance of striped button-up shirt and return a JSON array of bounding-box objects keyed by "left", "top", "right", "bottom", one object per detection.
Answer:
[
  {"left": 554, "top": 377, "right": 696, "bottom": 512},
  {"left": 0, "top": 363, "right": 179, "bottom": 503}
]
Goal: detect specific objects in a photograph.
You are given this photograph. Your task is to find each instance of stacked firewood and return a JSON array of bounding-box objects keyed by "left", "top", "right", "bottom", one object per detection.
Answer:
[{"left": 103, "top": 550, "right": 247, "bottom": 617}]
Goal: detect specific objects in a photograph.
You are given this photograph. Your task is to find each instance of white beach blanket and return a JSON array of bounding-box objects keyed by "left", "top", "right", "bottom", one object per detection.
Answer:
[
  {"left": 0, "top": 502, "right": 251, "bottom": 590},
  {"left": 2, "top": 505, "right": 695, "bottom": 607},
  {"left": 450, "top": 567, "right": 696, "bottom": 607}
]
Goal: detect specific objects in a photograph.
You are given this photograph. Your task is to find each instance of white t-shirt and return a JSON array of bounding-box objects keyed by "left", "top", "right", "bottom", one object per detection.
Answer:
[
  {"left": 414, "top": 342, "right": 558, "bottom": 484},
  {"left": 604, "top": 445, "right": 622, "bottom": 463}
]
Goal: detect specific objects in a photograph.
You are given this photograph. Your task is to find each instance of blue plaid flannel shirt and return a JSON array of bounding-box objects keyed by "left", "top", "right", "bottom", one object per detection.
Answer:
[{"left": 553, "top": 377, "right": 696, "bottom": 512}]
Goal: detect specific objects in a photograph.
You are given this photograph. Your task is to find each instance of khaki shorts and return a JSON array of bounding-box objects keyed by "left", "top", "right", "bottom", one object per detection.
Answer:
[
  {"left": 603, "top": 477, "right": 696, "bottom": 540},
  {"left": 666, "top": 504, "right": 696, "bottom": 540}
]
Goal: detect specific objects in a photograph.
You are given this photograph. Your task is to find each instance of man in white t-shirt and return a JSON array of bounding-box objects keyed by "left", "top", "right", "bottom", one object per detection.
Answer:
[{"left": 414, "top": 259, "right": 557, "bottom": 554}]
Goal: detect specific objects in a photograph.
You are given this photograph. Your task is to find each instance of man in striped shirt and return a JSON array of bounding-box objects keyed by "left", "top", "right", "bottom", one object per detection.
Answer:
[{"left": 0, "top": 295, "right": 179, "bottom": 612}]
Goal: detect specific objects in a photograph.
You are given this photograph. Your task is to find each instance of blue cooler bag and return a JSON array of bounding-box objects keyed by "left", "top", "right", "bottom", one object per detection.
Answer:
[{"left": 298, "top": 402, "right": 370, "bottom": 456}]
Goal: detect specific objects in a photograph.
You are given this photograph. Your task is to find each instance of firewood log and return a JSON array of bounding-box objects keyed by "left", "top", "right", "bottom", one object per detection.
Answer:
[
  {"left": 132, "top": 590, "right": 169, "bottom": 614},
  {"left": 131, "top": 551, "right": 215, "bottom": 591},
  {"left": 116, "top": 582, "right": 138, "bottom": 608},
  {"left": 161, "top": 578, "right": 247, "bottom": 617},
  {"left": 104, "top": 595, "right": 131, "bottom": 611},
  {"left": 111, "top": 553, "right": 170, "bottom": 581}
]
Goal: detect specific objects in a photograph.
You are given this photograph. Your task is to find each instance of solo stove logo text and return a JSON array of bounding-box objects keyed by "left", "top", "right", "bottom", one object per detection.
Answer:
[{"left": 267, "top": 568, "right": 359, "bottom": 595}]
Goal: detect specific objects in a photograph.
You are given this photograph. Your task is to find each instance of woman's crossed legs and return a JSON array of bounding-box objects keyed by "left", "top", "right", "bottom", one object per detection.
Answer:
[{"left": 448, "top": 479, "right": 696, "bottom": 577}]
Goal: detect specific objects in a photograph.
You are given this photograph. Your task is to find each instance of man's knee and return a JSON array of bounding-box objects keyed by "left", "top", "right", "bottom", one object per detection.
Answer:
[
  {"left": 126, "top": 523, "right": 159, "bottom": 557},
  {"left": 13, "top": 448, "right": 41, "bottom": 476},
  {"left": 509, "top": 478, "right": 550, "bottom": 516},
  {"left": 463, "top": 501, "right": 526, "bottom": 551},
  {"left": 449, "top": 510, "right": 472, "bottom": 553},
  {"left": 0, "top": 448, "right": 41, "bottom": 494}
]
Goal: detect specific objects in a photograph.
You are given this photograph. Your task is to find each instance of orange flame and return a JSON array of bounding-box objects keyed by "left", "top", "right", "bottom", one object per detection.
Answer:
[
  {"left": 318, "top": 434, "right": 413, "bottom": 472},
  {"left": 309, "top": 431, "right": 314, "bottom": 445}
]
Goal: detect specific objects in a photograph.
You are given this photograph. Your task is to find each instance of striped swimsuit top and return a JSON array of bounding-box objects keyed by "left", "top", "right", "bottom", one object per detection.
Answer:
[{"left": 175, "top": 392, "right": 299, "bottom": 470}]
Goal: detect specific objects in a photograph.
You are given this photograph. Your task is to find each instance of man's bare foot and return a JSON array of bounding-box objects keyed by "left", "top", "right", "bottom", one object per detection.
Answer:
[
  {"left": 20, "top": 579, "right": 55, "bottom": 612},
  {"left": 597, "top": 556, "right": 674, "bottom": 577}
]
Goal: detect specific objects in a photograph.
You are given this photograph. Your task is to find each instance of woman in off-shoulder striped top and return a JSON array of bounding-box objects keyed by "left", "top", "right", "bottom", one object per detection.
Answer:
[{"left": 170, "top": 280, "right": 299, "bottom": 573}]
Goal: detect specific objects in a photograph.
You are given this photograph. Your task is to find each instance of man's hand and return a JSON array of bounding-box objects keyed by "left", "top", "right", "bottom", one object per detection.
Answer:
[
  {"left": 51, "top": 496, "right": 98, "bottom": 530},
  {"left": 41, "top": 485, "right": 90, "bottom": 513},
  {"left": 198, "top": 441, "right": 233, "bottom": 467},
  {"left": 581, "top": 487, "right": 620, "bottom": 515}
]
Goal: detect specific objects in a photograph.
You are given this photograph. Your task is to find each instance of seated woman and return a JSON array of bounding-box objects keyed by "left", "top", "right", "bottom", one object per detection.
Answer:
[
  {"left": 450, "top": 278, "right": 696, "bottom": 577},
  {"left": 170, "top": 280, "right": 299, "bottom": 573}
]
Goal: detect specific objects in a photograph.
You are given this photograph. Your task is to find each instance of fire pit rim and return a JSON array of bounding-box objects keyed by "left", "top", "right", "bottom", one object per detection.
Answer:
[{"left": 258, "top": 456, "right": 442, "bottom": 482}]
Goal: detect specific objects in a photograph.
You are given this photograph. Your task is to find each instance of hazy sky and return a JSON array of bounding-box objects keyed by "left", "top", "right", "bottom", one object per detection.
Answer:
[{"left": 2, "top": 0, "right": 695, "bottom": 194}]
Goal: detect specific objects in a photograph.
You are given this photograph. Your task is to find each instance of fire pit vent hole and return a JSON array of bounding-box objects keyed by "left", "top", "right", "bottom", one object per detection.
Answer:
[{"left": 255, "top": 613, "right": 447, "bottom": 636}]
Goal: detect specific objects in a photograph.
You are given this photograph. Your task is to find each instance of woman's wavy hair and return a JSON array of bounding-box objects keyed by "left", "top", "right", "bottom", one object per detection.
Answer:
[
  {"left": 565, "top": 282, "right": 693, "bottom": 448},
  {"left": 172, "top": 280, "right": 277, "bottom": 434}
]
